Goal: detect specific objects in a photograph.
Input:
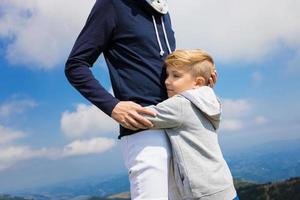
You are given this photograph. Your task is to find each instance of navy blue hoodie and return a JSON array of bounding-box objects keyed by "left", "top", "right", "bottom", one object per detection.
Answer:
[{"left": 65, "top": 0, "right": 176, "bottom": 138}]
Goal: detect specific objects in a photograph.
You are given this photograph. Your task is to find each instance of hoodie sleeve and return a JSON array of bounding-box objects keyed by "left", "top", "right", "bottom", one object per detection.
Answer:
[
  {"left": 144, "top": 96, "right": 183, "bottom": 129},
  {"left": 65, "top": 0, "right": 119, "bottom": 116}
]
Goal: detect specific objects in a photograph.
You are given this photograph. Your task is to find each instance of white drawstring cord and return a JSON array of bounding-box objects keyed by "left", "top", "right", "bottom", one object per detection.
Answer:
[
  {"left": 152, "top": 15, "right": 165, "bottom": 56},
  {"left": 161, "top": 16, "right": 172, "bottom": 54}
]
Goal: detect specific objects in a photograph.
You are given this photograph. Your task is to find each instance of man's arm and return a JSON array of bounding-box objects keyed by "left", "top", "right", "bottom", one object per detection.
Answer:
[
  {"left": 65, "top": 0, "right": 155, "bottom": 130},
  {"left": 65, "top": 0, "right": 118, "bottom": 115}
]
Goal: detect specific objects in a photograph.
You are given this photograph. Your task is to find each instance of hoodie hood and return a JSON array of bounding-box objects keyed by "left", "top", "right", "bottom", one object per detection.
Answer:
[
  {"left": 180, "top": 86, "right": 221, "bottom": 130},
  {"left": 145, "top": 0, "right": 168, "bottom": 14}
]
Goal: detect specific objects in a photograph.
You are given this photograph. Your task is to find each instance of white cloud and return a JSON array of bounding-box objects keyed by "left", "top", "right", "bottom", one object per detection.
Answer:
[
  {"left": 1, "top": 0, "right": 299, "bottom": 69},
  {"left": 0, "top": 137, "right": 116, "bottom": 171},
  {"left": 220, "top": 99, "right": 270, "bottom": 132},
  {"left": 0, "top": 98, "right": 37, "bottom": 117},
  {"left": 0, "top": 145, "right": 46, "bottom": 170},
  {"left": 61, "top": 104, "right": 118, "bottom": 139},
  {"left": 169, "top": 0, "right": 300, "bottom": 63},
  {"left": 220, "top": 98, "right": 252, "bottom": 131},
  {"left": 222, "top": 99, "right": 252, "bottom": 118},
  {"left": 61, "top": 137, "right": 115, "bottom": 157},
  {"left": 0, "top": 0, "right": 95, "bottom": 69},
  {"left": 220, "top": 119, "right": 243, "bottom": 132},
  {"left": 0, "top": 125, "right": 26, "bottom": 145},
  {"left": 254, "top": 116, "right": 268, "bottom": 125},
  {"left": 0, "top": 121, "right": 116, "bottom": 171}
]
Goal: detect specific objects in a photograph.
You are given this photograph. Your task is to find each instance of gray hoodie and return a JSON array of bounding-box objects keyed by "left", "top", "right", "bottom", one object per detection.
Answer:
[{"left": 145, "top": 86, "right": 236, "bottom": 200}]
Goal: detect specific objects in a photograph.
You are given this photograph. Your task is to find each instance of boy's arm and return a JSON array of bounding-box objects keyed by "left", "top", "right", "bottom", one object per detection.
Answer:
[{"left": 144, "top": 96, "right": 183, "bottom": 129}]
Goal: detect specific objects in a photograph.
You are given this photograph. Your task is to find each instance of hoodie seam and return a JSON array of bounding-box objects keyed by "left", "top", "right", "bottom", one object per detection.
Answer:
[{"left": 174, "top": 96, "right": 184, "bottom": 129}]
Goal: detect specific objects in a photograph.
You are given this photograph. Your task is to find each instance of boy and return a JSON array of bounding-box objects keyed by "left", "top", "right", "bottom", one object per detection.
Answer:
[{"left": 145, "top": 49, "right": 238, "bottom": 200}]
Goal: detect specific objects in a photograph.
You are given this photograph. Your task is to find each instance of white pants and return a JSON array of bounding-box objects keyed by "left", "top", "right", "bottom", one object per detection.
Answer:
[{"left": 121, "top": 129, "right": 181, "bottom": 200}]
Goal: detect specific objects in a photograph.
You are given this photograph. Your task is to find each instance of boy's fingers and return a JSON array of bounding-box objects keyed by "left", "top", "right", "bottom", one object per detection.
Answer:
[
  {"left": 209, "top": 77, "right": 214, "bottom": 87},
  {"left": 212, "top": 71, "right": 218, "bottom": 83},
  {"left": 214, "top": 69, "right": 218, "bottom": 80},
  {"left": 209, "top": 71, "right": 218, "bottom": 87}
]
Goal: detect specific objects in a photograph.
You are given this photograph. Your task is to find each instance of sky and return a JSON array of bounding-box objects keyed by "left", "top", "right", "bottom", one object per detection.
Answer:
[{"left": 0, "top": 0, "right": 300, "bottom": 193}]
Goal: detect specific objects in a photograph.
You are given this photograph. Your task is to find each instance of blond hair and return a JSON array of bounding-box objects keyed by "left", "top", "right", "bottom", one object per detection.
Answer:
[{"left": 165, "top": 49, "right": 214, "bottom": 84}]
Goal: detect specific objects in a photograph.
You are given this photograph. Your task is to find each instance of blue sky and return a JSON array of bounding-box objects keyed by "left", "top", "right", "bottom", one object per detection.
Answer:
[{"left": 0, "top": 0, "right": 300, "bottom": 192}]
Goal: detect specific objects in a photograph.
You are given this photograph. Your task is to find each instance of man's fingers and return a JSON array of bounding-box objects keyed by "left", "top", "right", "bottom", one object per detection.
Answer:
[
  {"left": 126, "top": 113, "right": 148, "bottom": 129},
  {"left": 120, "top": 117, "right": 139, "bottom": 130},
  {"left": 111, "top": 101, "right": 154, "bottom": 130},
  {"left": 128, "top": 111, "right": 153, "bottom": 128},
  {"left": 136, "top": 107, "right": 156, "bottom": 117},
  {"left": 122, "top": 122, "right": 138, "bottom": 131}
]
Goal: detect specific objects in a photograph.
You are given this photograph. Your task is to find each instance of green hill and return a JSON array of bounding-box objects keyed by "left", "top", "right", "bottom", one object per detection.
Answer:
[
  {"left": 96, "top": 177, "right": 300, "bottom": 200},
  {"left": 237, "top": 177, "right": 300, "bottom": 200},
  {"left": 1, "top": 177, "right": 299, "bottom": 200},
  {"left": 0, "top": 195, "right": 33, "bottom": 200},
  {"left": 88, "top": 192, "right": 130, "bottom": 200},
  {"left": 234, "top": 178, "right": 257, "bottom": 189}
]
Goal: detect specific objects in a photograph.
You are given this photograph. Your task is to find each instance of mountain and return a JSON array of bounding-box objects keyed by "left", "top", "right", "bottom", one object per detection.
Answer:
[
  {"left": 0, "top": 195, "right": 33, "bottom": 200},
  {"left": 5, "top": 174, "right": 130, "bottom": 200},
  {"left": 96, "top": 177, "right": 300, "bottom": 200},
  {"left": 105, "top": 192, "right": 130, "bottom": 199},
  {"left": 224, "top": 139, "right": 300, "bottom": 183},
  {"left": 89, "top": 192, "right": 130, "bottom": 200},
  {"left": 1, "top": 177, "right": 299, "bottom": 200},
  {"left": 237, "top": 177, "right": 300, "bottom": 200}
]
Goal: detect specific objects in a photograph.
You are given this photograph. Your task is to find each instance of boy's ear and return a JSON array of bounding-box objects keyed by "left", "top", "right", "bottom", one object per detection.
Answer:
[{"left": 194, "top": 76, "right": 206, "bottom": 87}]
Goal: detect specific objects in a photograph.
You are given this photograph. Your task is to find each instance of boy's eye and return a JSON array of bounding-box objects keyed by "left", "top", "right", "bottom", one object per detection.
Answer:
[{"left": 173, "top": 74, "right": 181, "bottom": 78}]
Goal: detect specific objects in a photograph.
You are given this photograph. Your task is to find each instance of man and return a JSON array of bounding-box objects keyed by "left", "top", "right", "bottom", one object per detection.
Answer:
[{"left": 65, "top": 0, "right": 216, "bottom": 199}]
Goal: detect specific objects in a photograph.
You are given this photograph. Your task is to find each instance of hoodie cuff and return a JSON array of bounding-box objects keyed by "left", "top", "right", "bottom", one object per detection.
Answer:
[{"left": 100, "top": 97, "right": 120, "bottom": 117}]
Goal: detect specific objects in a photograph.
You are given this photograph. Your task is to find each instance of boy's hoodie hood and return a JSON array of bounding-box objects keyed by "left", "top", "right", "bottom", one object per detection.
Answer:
[{"left": 180, "top": 86, "right": 221, "bottom": 130}]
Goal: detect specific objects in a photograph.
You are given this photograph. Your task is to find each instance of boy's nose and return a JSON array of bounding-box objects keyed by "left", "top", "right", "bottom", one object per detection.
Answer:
[{"left": 165, "top": 78, "right": 170, "bottom": 85}]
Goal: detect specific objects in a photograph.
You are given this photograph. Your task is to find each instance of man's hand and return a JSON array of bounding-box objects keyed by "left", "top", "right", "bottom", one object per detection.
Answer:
[
  {"left": 208, "top": 68, "right": 218, "bottom": 87},
  {"left": 111, "top": 101, "right": 156, "bottom": 130}
]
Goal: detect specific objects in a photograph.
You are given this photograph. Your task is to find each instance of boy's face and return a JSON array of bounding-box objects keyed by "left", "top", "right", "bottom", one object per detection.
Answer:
[{"left": 165, "top": 66, "right": 199, "bottom": 97}]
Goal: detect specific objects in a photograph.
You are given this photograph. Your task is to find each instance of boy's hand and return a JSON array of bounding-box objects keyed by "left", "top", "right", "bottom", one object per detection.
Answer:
[
  {"left": 208, "top": 69, "right": 218, "bottom": 87},
  {"left": 111, "top": 101, "right": 156, "bottom": 130}
]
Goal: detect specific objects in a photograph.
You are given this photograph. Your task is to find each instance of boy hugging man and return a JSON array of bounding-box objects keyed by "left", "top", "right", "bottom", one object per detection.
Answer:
[{"left": 146, "top": 49, "right": 238, "bottom": 200}]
